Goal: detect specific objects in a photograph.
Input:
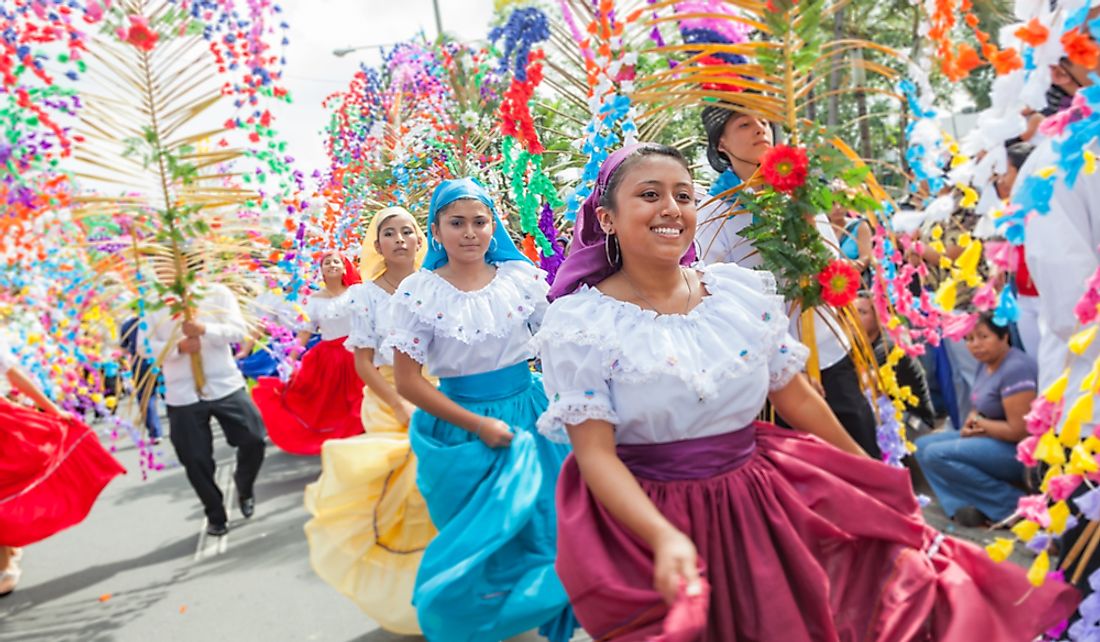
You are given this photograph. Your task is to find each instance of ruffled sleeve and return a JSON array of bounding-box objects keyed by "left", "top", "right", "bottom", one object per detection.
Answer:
[
  {"left": 767, "top": 332, "right": 809, "bottom": 391},
  {"left": 344, "top": 284, "right": 380, "bottom": 351},
  {"left": 534, "top": 296, "right": 620, "bottom": 443},
  {"left": 702, "top": 263, "right": 808, "bottom": 391},
  {"left": 382, "top": 273, "right": 435, "bottom": 364}
]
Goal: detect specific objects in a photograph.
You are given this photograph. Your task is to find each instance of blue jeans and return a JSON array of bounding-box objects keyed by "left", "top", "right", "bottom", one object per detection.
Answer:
[{"left": 914, "top": 430, "right": 1024, "bottom": 521}]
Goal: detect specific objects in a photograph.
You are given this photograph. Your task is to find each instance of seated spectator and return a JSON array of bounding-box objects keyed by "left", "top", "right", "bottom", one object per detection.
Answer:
[
  {"left": 855, "top": 292, "right": 936, "bottom": 436},
  {"left": 914, "top": 313, "right": 1037, "bottom": 527}
]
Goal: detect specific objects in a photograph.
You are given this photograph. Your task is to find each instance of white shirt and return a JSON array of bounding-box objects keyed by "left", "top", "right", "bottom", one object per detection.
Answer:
[
  {"left": 301, "top": 289, "right": 354, "bottom": 341},
  {"left": 250, "top": 290, "right": 302, "bottom": 329},
  {"left": 535, "top": 263, "right": 808, "bottom": 444},
  {"left": 345, "top": 281, "right": 396, "bottom": 367},
  {"left": 139, "top": 283, "right": 248, "bottom": 406},
  {"left": 383, "top": 261, "right": 549, "bottom": 378},
  {"left": 1021, "top": 140, "right": 1100, "bottom": 396},
  {"left": 696, "top": 201, "right": 850, "bottom": 369}
]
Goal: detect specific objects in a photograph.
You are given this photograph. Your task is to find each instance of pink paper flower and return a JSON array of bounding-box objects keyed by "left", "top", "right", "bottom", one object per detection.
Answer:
[{"left": 1017, "top": 435, "right": 1040, "bottom": 467}]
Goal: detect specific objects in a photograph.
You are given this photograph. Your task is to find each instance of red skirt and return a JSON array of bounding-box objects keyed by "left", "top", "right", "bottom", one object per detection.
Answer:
[
  {"left": 0, "top": 400, "right": 126, "bottom": 547},
  {"left": 252, "top": 337, "right": 365, "bottom": 456},
  {"left": 556, "top": 422, "right": 1079, "bottom": 641}
]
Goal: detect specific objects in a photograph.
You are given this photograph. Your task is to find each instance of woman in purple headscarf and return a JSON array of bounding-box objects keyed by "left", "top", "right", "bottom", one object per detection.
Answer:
[{"left": 534, "top": 143, "right": 1078, "bottom": 641}]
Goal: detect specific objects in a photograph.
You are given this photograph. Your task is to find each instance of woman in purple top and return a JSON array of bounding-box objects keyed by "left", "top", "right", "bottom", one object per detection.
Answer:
[{"left": 915, "top": 313, "right": 1038, "bottom": 527}]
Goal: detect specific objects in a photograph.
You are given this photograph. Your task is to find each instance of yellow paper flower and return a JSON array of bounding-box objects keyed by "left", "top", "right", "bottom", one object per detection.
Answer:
[
  {"left": 1027, "top": 550, "right": 1050, "bottom": 587},
  {"left": 1086, "top": 149, "right": 1097, "bottom": 175},
  {"left": 986, "top": 537, "right": 1015, "bottom": 563},
  {"left": 1061, "top": 395, "right": 1094, "bottom": 446},
  {"left": 1011, "top": 520, "right": 1040, "bottom": 542},
  {"left": 1070, "top": 325, "right": 1099, "bottom": 356},
  {"left": 1044, "top": 371, "right": 1070, "bottom": 403},
  {"left": 1036, "top": 429, "right": 1067, "bottom": 466},
  {"left": 1049, "top": 501, "right": 1071, "bottom": 534},
  {"left": 1067, "top": 444, "right": 1099, "bottom": 475},
  {"left": 934, "top": 279, "right": 958, "bottom": 311}
]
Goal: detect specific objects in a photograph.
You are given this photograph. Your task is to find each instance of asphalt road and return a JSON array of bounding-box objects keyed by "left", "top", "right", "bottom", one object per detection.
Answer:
[{"left": 0, "top": 416, "right": 1033, "bottom": 642}]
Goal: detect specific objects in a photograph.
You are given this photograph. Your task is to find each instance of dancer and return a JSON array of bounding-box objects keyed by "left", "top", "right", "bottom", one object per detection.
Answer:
[
  {"left": 253, "top": 252, "right": 364, "bottom": 455},
  {"left": 140, "top": 261, "right": 266, "bottom": 537},
  {"left": 538, "top": 143, "right": 1078, "bottom": 640},
  {"left": 385, "top": 179, "right": 576, "bottom": 642},
  {"left": 304, "top": 207, "right": 434, "bottom": 634},
  {"left": 0, "top": 338, "right": 126, "bottom": 596},
  {"left": 696, "top": 103, "right": 881, "bottom": 458}
]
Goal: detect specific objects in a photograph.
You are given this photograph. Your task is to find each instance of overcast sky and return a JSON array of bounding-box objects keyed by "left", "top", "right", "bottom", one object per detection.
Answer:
[{"left": 271, "top": 0, "right": 497, "bottom": 178}]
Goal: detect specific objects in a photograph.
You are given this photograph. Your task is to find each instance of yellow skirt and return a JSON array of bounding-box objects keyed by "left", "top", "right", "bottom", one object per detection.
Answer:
[{"left": 303, "top": 366, "right": 436, "bottom": 634}]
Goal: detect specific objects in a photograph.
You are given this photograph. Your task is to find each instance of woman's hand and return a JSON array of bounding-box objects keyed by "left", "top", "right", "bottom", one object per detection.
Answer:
[
  {"left": 652, "top": 529, "right": 701, "bottom": 605},
  {"left": 961, "top": 412, "right": 985, "bottom": 437},
  {"left": 393, "top": 400, "right": 417, "bottom": 427},
  {"left": 477, "top": 417, "right": 514, "bottom": 448}
]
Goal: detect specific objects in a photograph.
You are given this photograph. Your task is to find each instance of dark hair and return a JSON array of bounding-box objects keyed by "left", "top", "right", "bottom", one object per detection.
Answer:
[
  {"left": 1006, "top": 142, "right": 1034, "bottom": 172},
  {"left": 436, "top": 197, "right": 491, "bottom": 221},
  {"left": 598, "top": 143, "right": 691, "bottom": 211},
  {"left": 976, "top": 312, "right": 1011, "bottom": 340}
]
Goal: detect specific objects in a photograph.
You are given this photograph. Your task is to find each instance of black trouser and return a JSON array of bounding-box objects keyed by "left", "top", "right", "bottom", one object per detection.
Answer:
[
  {"left": 167, "top": 387, "right": 266, "bottom": 526},
  {"left": 820, "top": 355, "right": 881, "bottom": 459}
]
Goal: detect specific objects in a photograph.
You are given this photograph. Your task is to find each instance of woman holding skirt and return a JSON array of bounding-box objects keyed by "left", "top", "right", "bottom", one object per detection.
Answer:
[
  {"left": 304, "top": 206, "right": 435, "bottom": 634},
  {"left": 536, "top": 143, "right": 1079, "bottom": 641},
  {"left": 253, "top": 252, "right": 365, "bottom": 455},
  {"left": 386, "top": 178, "right": 577, "bottom": 642},
  {"left": 0, "top": 339, "right": 125, "bottom": 596}
]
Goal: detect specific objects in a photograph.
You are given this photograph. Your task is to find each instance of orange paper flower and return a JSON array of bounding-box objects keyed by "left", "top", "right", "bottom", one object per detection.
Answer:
[
  {"left": 991, "top": 48, "right": 1023, "bottom": 75},
  {"left": 1015, "top": 19, "right": 1049, "bottom": 47},
  {"left": 1062, "top": 29, "right": 1100, "bottom": 70},
  {"left": 956, "top": 43, "right": 983, "bottom": 74}
]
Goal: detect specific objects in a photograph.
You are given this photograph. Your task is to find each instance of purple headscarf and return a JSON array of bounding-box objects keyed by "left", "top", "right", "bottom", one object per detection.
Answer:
[{"left": 548, "top": 144, "right": 698, "bottom": 300}]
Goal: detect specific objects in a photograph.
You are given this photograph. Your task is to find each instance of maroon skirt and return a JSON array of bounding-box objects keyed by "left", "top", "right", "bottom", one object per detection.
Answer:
[
  {"left": 555, "top": 422, "right": 1079, "bottom": 641},
  {"left": 252, "top": 337, "right": 364, "bottom": 456}
]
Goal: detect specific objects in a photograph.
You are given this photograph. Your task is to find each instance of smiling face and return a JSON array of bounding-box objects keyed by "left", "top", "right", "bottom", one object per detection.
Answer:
[
  {"left": 375, "top": 212, "right": 421, "bottom": 269},
  {"left": 432, "top": 198, "right": 494, "bottom": 266},
  {"left": 718, "top": 113, "right": 773, "bottom": 168},
  {"left": 598, "top": 154, "right": 697, "bottom": 268},
  {"left": 320, "top": 253, "right": 346, "bottom": 283}
]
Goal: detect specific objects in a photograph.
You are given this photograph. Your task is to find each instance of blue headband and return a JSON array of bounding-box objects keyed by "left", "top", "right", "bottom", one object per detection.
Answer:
[{"left": 422, "top": 178, "right": 530, "bottom": 271}]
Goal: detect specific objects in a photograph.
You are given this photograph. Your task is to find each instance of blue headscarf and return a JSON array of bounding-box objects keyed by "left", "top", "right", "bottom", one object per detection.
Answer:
[{"left": 422, "top": 178, "right": 530, "bottom": 271}]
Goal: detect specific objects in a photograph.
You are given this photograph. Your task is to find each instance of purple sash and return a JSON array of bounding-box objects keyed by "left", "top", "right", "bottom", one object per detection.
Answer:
[{"left": 616, "top": 425, "right": 757, "bottom": 481}]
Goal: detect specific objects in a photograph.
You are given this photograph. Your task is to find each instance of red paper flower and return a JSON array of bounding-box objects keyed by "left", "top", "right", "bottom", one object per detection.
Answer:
[
  {"left": 817, "top": 259, "right": 861, "bottom": 307},
  {"left": 760, "top": 144, "right": 809, "bottom": 193},
  {"left": 117, "top": 15, "right": 158, "bottom": 52}
]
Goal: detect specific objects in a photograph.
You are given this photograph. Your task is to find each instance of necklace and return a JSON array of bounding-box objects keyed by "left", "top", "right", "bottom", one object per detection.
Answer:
[
  {"left": 379, "top": 272, "right": 400, "bottom": 294},
  {"left": 621, "top": 267, "right": 695, "bottom": 315}
]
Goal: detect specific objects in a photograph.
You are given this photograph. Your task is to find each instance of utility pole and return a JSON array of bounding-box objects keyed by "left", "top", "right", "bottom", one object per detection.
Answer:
[{"left": 431, "top": 0, "right": 443, "bottom": 39}]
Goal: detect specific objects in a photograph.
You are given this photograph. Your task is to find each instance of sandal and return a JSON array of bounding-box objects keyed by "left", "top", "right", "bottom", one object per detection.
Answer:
[{"left": 0, "top": 564, "right": 21, "bottom": 598}]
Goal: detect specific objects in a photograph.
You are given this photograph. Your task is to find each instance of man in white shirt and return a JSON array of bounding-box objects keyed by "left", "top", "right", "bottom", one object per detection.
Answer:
[
  {"left": 697, "top": 104, "right": 880, "bottom": 457},
  {"left": 140, "top": 262, "right": 266, "bottom": 536}
]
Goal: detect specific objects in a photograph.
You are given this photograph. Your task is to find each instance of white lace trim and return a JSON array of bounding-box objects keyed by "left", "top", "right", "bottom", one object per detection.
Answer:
[
  {"left": 383, "top": 329, "right": 427, "bottom": 364},
  {"left": 302, "top": 289, "right": 354, "bottom": 331},
  {"left": 390, "top": 261, "right": 548, "bottom": 345},
  {"left": 533, "top": 263, "right": 807, "bottom": 399},
  {"left": 536, "top": 397, "right": 620, "bottom": 444},
  {"left": 769, "top": 342, "right": 810, "bottom": 390}
]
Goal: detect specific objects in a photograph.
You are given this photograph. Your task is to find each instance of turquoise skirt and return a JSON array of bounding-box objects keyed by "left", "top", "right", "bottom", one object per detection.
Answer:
[{"left": 410, "top": 361, "right": 577, "bottom": 642}]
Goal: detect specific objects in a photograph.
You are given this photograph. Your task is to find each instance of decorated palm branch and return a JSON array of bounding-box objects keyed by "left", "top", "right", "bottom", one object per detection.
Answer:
[{"left": 61, "top": 0, "right": 293, "bottom": 396}]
